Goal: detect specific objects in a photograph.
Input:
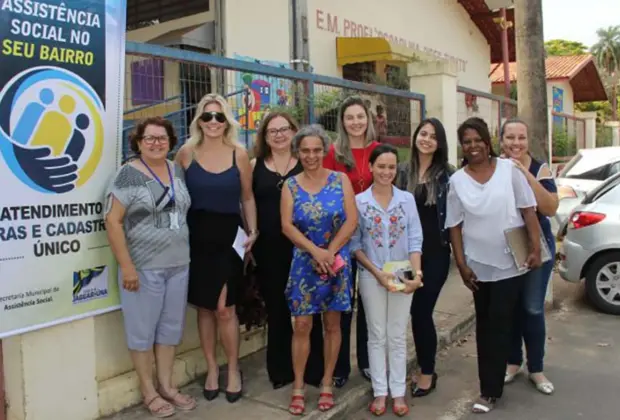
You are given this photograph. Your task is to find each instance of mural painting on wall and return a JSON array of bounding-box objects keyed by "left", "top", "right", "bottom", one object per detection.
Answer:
[
  {"left": 552, "top": 86, "right": 564, "bottom": 127},
  {"left": 230, "top": 54, "right": 293, "bottom": 145}
]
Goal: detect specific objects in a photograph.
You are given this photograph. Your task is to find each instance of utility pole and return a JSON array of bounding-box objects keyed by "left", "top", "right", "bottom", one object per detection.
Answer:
[{"left": 514, "top": 0, "right": 548, "bottom": 161}]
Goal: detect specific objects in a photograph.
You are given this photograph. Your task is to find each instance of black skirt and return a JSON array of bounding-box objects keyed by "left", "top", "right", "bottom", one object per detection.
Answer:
[{"left": 187, "top": 209, "right": 244, "bottom": 310}]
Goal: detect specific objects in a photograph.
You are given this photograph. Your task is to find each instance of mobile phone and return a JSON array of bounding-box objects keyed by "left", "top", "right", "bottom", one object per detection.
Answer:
[{"left": 332, "top": 254, "right": 345, "bottom": 273}]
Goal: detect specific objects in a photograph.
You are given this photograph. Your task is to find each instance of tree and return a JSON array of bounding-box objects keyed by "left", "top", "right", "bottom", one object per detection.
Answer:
[
  {"left": 544, "top": 39, "right": 588, "bottom": 56},
  {"left": 591, "top": 26, "right": 620, "bottom": 121},
  {"left": 515, "top": 0, "right": 548, "bottom": 161}
]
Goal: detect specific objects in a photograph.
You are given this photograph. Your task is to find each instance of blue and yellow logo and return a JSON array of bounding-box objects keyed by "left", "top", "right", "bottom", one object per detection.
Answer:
[{"left": 0, "top": 66, "right": 104, "bottom": 194}]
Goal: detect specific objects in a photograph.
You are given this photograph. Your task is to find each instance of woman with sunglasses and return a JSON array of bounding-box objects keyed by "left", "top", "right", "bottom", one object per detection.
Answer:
[
  {"left": 176, "top": 94, "right": 258, "bottom": 404},
  {"left": 322, "top": 95, "right": 379, "bottom": 387},
  {"left": 251, "top": 112, "right": 324, "bottom": 389}
]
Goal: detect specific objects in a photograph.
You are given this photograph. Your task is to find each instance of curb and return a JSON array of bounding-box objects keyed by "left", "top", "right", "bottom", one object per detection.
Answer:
[{"left": 302, "top": 306, "right": 476, "bottom": 420}]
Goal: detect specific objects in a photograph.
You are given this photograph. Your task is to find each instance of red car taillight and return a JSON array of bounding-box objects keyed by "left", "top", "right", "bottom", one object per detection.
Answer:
[{"left": 569, "top": 211, "right": 606, "bottom": 230}]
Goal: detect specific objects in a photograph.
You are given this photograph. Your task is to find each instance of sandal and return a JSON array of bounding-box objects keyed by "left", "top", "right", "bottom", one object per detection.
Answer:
[
  {"left": 392, "top": 398, "right": 409, "bottom": 417},
  {"left": 288, "top": 389, "right": 305, "bottom": 416},
  {"left": 368, "top": 397, "right": 387, "bottom": 416},
  {"left": 471, "top": 396, "right": 496, "bottom": 414},
  {"left": 318, "top": 386, "right": 335, "bottom": 412},
  {"left": 144, "top": 395, "right": 175, "bottom": 418},
  {"left": 504, "top": 364, "right": 523, "bottom": 384},
  {"left": 529, "top": 374, "right": 554, "bottom": 395},
  {"left": 159, "top": 389, "right": 197, "bottom": 411}
]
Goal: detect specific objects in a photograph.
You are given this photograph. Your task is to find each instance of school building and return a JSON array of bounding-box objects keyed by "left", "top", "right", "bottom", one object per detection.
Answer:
[{"left": 3, "top": 2, "right": 559, "bottom": 420}]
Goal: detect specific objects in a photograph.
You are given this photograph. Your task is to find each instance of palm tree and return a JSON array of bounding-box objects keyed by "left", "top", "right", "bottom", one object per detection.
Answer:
[{"left": 591, "top": 26, "right": 620, "bottom": 121}]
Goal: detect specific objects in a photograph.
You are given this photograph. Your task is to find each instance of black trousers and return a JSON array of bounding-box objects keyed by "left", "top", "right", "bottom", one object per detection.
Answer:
[
  {"left": 473, "top": 273, "right": 526, "bottom": 399},
  {"left": 311, "top": 259, "right": 370, "bottom": 379},
  {"left": 410, "top": 248, "right": 451, "bottom": 375},
  {"left": 255, "top": 235, "right": 324, "bottom": 386}
]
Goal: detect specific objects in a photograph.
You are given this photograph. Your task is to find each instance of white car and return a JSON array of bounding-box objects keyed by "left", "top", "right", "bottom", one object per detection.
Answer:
[
  {"left": 558, "top": 172, "right": 620, "bottom": 315},
  {"left": 552, "top": 147, "right": 620, "bottom": 236}
]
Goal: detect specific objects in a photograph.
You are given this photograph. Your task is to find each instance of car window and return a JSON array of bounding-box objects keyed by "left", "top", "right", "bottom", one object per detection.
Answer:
[
  {"left": 564, "top": 163, "right": 610, "bottom": 181},
  {"left": 594, "top": 181, "right": 620, "bottom": 204},
  {"left": 608, "top": 161, "right": 620, "bottom": 177}
]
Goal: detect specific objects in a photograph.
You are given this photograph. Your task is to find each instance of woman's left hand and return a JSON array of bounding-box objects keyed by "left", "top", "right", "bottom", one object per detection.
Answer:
[
  {"left": 403, "top": 275, "right": 424, "bottom": 294},
  {"left": 510, "top": 158, "right": 528, "bottom": 175},
  {"left": 244, "top": 230, "right": 259, "bottom": 252},
  {"left": 524, "top": 249, "right": 542, "bottom": 270}
]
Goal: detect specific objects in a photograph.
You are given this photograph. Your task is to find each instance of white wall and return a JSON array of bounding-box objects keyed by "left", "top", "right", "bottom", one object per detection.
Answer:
[
  {"left": 223, "top": 0, "right": 291, "bottom": 63},
  {"left": 309, "top": 0, "right": 492, "bottom": 91}
]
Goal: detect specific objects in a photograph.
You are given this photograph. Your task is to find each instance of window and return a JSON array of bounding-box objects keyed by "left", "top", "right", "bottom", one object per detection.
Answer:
[{"left": 131, "top": 59, "right": 164, "bottom": 106}]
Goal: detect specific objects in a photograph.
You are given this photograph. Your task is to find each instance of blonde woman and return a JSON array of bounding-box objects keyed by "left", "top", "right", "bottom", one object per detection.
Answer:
[{"left": 175, "top": 93, "right": 258, "bottom": 403}]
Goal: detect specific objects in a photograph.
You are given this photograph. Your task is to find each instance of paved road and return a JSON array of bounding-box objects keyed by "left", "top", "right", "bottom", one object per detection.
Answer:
[{"left": 352, "top": 275, "right": 620, "bottom": 420}]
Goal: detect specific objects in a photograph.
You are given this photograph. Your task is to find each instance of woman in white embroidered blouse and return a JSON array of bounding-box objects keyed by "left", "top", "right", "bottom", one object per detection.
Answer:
[
  {"left": 445, "top": 118, "right": 542, "bottom": 414},
  {"left": 350, "top": 144, "right": 423, "bottom": 417}
]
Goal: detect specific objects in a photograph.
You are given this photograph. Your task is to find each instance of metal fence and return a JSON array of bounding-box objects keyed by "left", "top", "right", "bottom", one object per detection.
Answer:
[
  {"left": 456, "top": 86, "right": 517, "bottom": 162},
  {"left": 550, "top": 112, "right": 585, "bottom": 161},
  {"left": 123, "top": 42, "right": 425, "bottom": 162},
  {"left": 596, "top": 123, "right": 619, "bottom": 148}
]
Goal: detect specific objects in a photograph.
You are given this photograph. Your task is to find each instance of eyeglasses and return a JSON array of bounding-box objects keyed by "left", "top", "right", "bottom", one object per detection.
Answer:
[
  {"left": 199, "top": 111, "right": 227, "bottom": 123},
  {"left": 142, "top": 135, "right": 169, "bottom": 145},
  {"left": 266, "top": 126, "right": 291, "bottom": 137}
]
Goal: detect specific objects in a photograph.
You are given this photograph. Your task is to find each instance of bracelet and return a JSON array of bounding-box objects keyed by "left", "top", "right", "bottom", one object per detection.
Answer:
[{"left": 248, "top": 229, "right": 259, "bottom": 236}]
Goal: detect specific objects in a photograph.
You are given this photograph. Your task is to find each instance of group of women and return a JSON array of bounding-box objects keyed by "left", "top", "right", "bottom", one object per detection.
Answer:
[{"left": 105, "top": 92, "right": 558, "bottom": 418}]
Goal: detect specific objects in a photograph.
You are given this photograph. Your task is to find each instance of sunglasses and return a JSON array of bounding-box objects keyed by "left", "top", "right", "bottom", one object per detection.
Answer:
[{"left": 199, "top": 111, "right": 227, "bottom": 123}]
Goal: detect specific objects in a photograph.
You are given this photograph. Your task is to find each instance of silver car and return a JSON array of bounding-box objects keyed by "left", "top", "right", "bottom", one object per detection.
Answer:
[
  {"left": 552, "top": 147, "right": 620, "bottom": 235},
  {"left": 558, "top": 172, "right": 620, "bottom": 315}
]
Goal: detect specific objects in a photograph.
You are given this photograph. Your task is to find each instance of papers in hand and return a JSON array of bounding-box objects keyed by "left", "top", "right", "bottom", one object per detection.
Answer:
[
  {"left": 232, "top": 227, "right": 248, "bottom": 260},
  {"left": 382, "top": 260, "right": 411, "bottom": 292}
]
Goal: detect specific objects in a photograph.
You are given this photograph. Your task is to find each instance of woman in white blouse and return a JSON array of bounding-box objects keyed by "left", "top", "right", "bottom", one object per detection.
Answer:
[
  {"left": 351, "top": 144, "right": 423, "bottom": 417},
  {"left": 445, "top": 117, "right": 542, "bottom": 414}
]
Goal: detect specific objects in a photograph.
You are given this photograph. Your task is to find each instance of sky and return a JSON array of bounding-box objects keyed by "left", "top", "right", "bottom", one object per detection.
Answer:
[{"left": 543, "top": 0, "right": 620, "bottom": 48}]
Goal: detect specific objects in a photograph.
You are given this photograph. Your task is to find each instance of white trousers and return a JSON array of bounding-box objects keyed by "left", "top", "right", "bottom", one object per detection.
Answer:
[{"left": 359, "top": 270, "right": 413, "bottom": 397}]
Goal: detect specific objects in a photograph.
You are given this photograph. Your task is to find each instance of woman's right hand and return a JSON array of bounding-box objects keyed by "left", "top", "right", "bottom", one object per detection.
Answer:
[
  {"left": 121, "top": 264, "right": 139, "bottom": 292},
  {"left": 375, "top": 271, "right": 397, "bottom": 292},
  {"left": 311, "top": 247, "right": 335, "bottom": 276},
  {"left": 457, "top": 264, "right": 479, "bottom": 291}
]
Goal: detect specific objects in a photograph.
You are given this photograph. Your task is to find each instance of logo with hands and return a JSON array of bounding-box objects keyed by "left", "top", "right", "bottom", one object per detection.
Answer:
[{"left": 0, "top": 67, "right": 104, "bottom": 194}]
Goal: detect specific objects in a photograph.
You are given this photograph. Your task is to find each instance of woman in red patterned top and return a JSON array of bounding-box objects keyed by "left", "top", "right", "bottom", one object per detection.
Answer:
[{"left": 322, "top": 95, "right": 380, "bottom": 387}]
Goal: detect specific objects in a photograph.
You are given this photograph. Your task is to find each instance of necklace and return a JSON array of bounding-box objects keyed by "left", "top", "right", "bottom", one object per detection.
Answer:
[
  {"left": 354, "top": 146, "right": 369, "bottom": 192},
  {"left": 271, "top": 155, "right": 293, "bottom": 190}
]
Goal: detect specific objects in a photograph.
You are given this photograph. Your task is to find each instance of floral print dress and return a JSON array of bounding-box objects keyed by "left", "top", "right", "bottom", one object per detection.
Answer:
[{"left": 285, "top": 172, "right": 352, "bottom": 316}]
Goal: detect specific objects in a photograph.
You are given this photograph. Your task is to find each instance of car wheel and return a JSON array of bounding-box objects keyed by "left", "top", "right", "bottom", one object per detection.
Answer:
[{"left": 585, "top": 252, "right": 620, "bottom": 315}]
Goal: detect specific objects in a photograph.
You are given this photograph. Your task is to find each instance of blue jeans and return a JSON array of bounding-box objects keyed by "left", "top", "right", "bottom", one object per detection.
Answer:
[{"left": 508, "top": 232, "right": 556, "bottom": 373}]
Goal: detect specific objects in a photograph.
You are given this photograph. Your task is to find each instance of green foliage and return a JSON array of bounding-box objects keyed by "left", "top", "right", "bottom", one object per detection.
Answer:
[
  {"left": 544, "top": 39, "right": 588, "bottom": 56},
  {"left": 552, "top": 128, "right": 578, "bottom": 157}
]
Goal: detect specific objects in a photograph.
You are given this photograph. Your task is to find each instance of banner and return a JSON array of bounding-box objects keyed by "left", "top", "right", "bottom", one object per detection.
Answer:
[{"left": 0, "top": 0, "right": 126, "bottom": 338}]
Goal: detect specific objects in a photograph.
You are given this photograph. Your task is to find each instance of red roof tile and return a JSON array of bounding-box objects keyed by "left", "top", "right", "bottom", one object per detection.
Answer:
[{"left": 490, "top": 55, "right": 594, "bottom": 83}]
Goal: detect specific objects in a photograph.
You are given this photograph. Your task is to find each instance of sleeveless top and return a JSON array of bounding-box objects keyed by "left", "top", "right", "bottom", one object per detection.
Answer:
[
  {"left": 253, "top": 157, "right": 302, "bottom": 237},
  {"left": 528, "top": 157, "right": 558, "bottom": 242},
  {"left": 185, "top": 148, "right": 241, "bottom": 214}
]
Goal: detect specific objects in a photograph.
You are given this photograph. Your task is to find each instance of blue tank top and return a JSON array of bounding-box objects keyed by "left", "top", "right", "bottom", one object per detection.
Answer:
[
  {"left": 528, "top": 157, "right": 557, "bottom": 242},
  {"left": 185, "top": 149, "right": 241, "bottom": 214}
]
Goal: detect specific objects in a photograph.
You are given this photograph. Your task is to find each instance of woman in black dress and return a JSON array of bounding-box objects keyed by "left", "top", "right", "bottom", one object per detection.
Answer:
[
  {"left": 251, "top": 112, "right": 324, "bottom": 389},
  {"left": 176, "top": 94, "right": 258, "bottom": 404}
]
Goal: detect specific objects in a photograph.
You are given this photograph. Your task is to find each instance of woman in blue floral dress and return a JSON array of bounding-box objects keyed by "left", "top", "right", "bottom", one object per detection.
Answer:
[{"left": 281, "top": 124, "right": 358, "bottom": 415}]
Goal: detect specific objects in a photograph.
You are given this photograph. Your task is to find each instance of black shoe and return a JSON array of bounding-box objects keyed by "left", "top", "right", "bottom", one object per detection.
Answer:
[
  {"left": 203, "top": 388, "right": 219, "bottom": 401},
  {"left": 333, "top": 376, "right": 348, "bottom": 388},
  {"left": 360, "top": 368, "right": 372, "bottom": 382},
  {"left": 411, "top": 373, "right": 438, "bottom": 397},
  {"left": 272, "top": 379, "right": 293, "bottom": 390},
  {"left": 226, "top": 371, "right": 244, "bottom": 403}
]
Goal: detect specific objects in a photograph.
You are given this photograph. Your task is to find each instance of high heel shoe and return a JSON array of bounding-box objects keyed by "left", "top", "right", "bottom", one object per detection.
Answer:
[
  {"left": 225, "top": 370, "right": 244, "bottom": 403},
  {"left": 411, "top": 372, "right": 437, "bottom": 397},
  {"left": 203, "top": 388, "right": 219, "bottom": 401}
]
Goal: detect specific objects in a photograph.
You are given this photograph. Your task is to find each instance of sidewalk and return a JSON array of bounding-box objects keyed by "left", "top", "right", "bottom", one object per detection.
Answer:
[{"left": 105, "top": 266, "right": 474, "bottom": 420}]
